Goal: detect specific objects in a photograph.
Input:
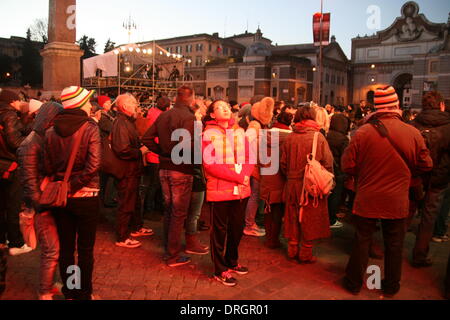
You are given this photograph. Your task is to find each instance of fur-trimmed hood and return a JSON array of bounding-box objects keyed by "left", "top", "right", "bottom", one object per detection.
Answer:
[{"left": 251, "top": 97, "right": 274, "bottom": 126}]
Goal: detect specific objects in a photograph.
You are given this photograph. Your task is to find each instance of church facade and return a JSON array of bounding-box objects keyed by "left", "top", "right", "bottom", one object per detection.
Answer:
[{"left": 351, "top": 1, "right": 450, "bottom": 108}]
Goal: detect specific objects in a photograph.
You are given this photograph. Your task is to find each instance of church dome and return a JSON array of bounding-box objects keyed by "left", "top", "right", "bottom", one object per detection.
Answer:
[{"left": 243, "top": 28, "right": 272, "bottom": 62}]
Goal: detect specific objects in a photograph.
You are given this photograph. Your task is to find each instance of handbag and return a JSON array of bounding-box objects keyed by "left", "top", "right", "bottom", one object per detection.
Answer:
[
  {"left": 39, "top": 122, "right": 88, "bottom": 208},
  {"left": 101, "top": 134, "right": 127, "bottom": 180}
]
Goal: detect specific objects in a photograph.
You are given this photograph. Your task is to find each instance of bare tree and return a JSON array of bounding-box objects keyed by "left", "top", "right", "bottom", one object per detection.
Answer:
[{"left": 29, "top": 18, "right": 48, "bottom": 43}]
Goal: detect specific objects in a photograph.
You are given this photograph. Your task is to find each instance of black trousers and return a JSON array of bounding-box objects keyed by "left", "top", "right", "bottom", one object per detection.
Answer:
[
  {"left": 345, "top": 215, "right": 406, "bottom": 293},
  {"left": 52, "top": 197, "right": 99, "bottom": 300},
  {"left": 0, "top": 172, "right": 24, "bottom": 248},
  {"left": 264, "top": 203, "right": 284, "bottom": 246},
  {"left": 116, "top": 175, "right": 142, "bottom": 242},
  {"left": 210, "top": 198, "right": 248, "bottom": 276}
]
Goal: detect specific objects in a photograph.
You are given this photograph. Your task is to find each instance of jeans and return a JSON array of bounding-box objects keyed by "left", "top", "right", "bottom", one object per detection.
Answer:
[
  {"left": 211, "top": 198, "right": 248, "bottom": 275},
  {"left": 186, "top": 191, "right": 205, "bottom": 235},
  {"left": 413, "top": 186, "right": 447, "bottom": 262},
  {"left": 434, "top": 184, "right": 449, "bottom": 237},
  {"left": 116, "top": 175, "right": 142, "bottom": 242},
  {"left": 159, "top": 170, "right": 193, "bottom": 261},
  {"left": 345, "top": 215, "right": 406, "bottom": 293},
  {"left": 328, "top": 172, "right": 345, "bottom": 225},
  {"left": 0, "top": 172, "right": 24, "bottom": 248},
  {"left": 35, "top": 211, "right": 60, "bottom": 295},
  {"left": 52, "top": 197, "right": 99, "bottom": 300},
  {"left": 245, "top": 177, "right": 262, "bottom": 228}
]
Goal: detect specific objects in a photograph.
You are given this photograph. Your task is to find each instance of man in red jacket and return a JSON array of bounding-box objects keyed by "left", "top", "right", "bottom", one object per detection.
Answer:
[{"left": 341, "top": 86, "right": 433, "bottom": 297}]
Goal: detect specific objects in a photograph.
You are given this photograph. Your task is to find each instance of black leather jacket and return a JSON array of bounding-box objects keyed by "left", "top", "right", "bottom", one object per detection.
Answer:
[
  {"left": 44, "top": 109, "right": 101, "bottom": 194},
  {"left": 0, "top": 103, "right": 26, "bottom": 161},
  {"left": 111, "top": 112, "right": 142, "bottom": 177}
]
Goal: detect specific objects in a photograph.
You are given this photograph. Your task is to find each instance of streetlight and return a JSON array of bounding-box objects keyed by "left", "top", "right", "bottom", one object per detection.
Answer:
[
  {"left": 312, "top": 67, "right": 317, "bottom": 72},
  {"left": 371, "top": 64, "right": 376, "bottom": 69}
]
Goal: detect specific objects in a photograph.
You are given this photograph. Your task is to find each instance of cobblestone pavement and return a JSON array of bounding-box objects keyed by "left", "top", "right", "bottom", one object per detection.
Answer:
[{"left": 1, "top": 208, "right": 448, "bottom": 300}]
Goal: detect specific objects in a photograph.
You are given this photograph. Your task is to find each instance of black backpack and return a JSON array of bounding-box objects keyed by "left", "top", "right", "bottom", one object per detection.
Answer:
[{"left": 420, "top": 127, "right": 442, "bottom": 166}]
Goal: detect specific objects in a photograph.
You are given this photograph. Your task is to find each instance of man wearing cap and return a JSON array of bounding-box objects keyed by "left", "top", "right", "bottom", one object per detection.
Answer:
[
  {"left": 43, "top": 86, "right": 101, "bottom": 300},
  {"left": 0, "top": 89, "right": 30, "bottom": 256},
  {"left": 341, "top": 86, "right": 433, "bottom": 297}
]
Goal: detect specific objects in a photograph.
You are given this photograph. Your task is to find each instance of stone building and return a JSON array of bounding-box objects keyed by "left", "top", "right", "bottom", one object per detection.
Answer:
[
  {"left": 142, "top": 28, "right": 349, "bottom": 105},
  {"left": 351, "top": 1, "right": 450, "bottom": 108}
]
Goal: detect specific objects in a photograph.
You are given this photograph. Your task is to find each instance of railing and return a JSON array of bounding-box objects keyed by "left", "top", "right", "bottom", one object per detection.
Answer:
[{"left": 82, "top": 76, "right": 186, "bottom": 92}]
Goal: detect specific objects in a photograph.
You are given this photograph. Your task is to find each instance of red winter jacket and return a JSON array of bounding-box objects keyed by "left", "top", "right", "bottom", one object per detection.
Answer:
[
  {"left": 202, "top": 119, "right": 254, "bottom": 202},
  {"left": 145, "top": 107, "right": 163, "bottom": 164}
]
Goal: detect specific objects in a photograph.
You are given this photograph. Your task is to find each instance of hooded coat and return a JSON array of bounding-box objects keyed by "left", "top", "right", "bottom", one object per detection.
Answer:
[
  {"left": 411, "top": 109, "right": 450, "bottom": 188},
  {"left": 44, "top": 109, "right": 101, "bottom": 194},
  {"left": 341, "top": 112, "right": 433, "bottom": 219},
  {"left": 326, "top": 114, "right": 350, "bottom": 172},
  {"left": 281, "top": 121, "right": 334, "bottom": 242},
  {"left": 17, "top": 102, "right": 63, "bottom": 209}
]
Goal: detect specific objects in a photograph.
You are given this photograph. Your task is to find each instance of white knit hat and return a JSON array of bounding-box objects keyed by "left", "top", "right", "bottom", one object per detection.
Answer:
[{"left": 29, "top": 99, "right": 43, "bottom": 114}]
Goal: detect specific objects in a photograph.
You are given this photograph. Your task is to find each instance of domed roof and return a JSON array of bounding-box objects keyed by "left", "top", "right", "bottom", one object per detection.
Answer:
[{"left": 243, "top": 28, "right": 272, "bottom": 62}]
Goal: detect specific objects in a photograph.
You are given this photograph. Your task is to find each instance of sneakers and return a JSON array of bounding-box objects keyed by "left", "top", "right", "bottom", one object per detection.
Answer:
[
  {"left": 185, "top": 234, "right": 209, "bottom": 255},
  {"left": 243, "top": 224, "right": 266, "bottom": 237},
  {"left": 330, "top": 221, "right": 344, "bottom": 229},
  {"left": 432, "top": 234, "right": 449, "bottom": 243},
  {"left": 167, "top": 256, "right": 191, "bottom": 267},
  {"left": 39, "top": 293, "right": 54, "bottom": 300},
  {"left": 229, "top": 264, "right": 249, "bottom": 275},
  {"left": 9, "top": 244, "right": 33, "bottom": 256},
  {"left": 115, "top": 238, "right": 142, "bottom": 249},
  {"left": 214, "top": 271, "right": 237, "bottom": 287},
  {"left": 130, "top": 228, "right": 154, "bottom": 237}
]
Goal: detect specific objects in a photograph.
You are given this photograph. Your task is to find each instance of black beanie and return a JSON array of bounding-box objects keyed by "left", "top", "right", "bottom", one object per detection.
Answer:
[{"left": 0, "top": 89, "right": 20, "bottom": 104}]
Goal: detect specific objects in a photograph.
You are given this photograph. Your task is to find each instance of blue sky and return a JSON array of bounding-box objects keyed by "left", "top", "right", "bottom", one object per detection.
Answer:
[{"left": 0, "top": 0, "right": 449, "bottom": 58}]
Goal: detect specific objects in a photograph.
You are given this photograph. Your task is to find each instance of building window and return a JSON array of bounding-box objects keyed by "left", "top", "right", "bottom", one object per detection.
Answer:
[
  {"left": 196, "top": 43, "right": 203, "bottom": 52},
  {"left": 195, "top": 56, "right": 203, "bottom": 66},
  {"left": 207, "top": 88, "right": 212, "bottom": 97},
  {"left": 325, "top": 74, "right": 330, "bottom": 83},
  {"left": 176, "top": 46, "right": 182, "bottom": 54},
  {"left": 223, "top": 47, "right": 229, "bottom": 55},
  {"left": 166, "top": 47, "right": 171, "bottom": 53},
  {"left": 209, "top": 44, "right": 212, "bottom": 52},
  {"left": 272, "top": 87, "right": 278, "bottom": 98},
  {"left": 429, "top": 61, "right": 439, "bottom": 74},
  {"left": 185, "top": 56, "right": 192, "bottom": 67},
  {"left": 186, "top": 45, "right": 192, "bottom": 53}
]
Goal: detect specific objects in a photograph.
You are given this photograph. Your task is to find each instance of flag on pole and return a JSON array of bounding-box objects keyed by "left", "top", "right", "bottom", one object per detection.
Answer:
[{"left": 313, "top": 13, "right": 331, "bottom": 46}]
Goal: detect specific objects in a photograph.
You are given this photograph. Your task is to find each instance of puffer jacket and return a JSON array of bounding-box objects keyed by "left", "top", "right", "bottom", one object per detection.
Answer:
[
  {"left": 342, "top": 112, "right": 433, "bottom": 219},
  {"left": 17, "top": 102, "right": 63, "bottom": 209},
  {"left": 0, "top": 102, "right": 26, "bottom": 161},
  {"left": 111, "top": 112, "right": 142, "bottom": 177},
  {"left": 411, "top": 109, "right": 450, "bottom": 188},
  {"left": 44, "top": 109, "right": 101, "bottom": 194},
  {"left": 202, "top": 119, "right": 254, "bottom": 202}
]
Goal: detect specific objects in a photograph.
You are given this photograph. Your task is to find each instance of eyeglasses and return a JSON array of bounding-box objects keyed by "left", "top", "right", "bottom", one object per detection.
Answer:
[{"left": 214, "top": 104, "right": 231, "bottom": 112}]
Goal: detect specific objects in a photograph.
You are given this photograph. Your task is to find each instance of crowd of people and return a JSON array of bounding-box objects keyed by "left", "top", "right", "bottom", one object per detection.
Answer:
[{"left": 0, "top": 84, "right": 449, "bottom": 300}]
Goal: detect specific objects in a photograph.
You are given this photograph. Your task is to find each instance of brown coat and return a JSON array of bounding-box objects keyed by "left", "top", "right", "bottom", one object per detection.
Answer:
[
  {"left": 260, "top": 127, "right": 291, "bottom": 206},
  {"left": 280, "top": 125, "right": 334, "bottom": 242},
  {"left": 341, "top": 112, "right": 433, "bottom": 219}
]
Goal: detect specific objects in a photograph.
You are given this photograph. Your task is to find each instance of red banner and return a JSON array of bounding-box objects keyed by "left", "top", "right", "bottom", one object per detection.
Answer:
[{"left": 313, "top": 13, "right": 330, "bottom": 46}]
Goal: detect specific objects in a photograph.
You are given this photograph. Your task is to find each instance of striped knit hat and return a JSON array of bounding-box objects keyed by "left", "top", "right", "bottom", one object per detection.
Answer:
[
  {"left": 374, "top": 86, "right": 399, "bottom": 109},
  {"left": 61, "top": 86, "right": 95, "bottom": 109}
]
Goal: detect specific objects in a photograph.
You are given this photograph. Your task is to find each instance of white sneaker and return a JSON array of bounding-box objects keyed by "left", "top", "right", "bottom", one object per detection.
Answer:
[
  {"left": 243, "top": 227, "right": 265, "bottom": 237},
  {"left": 39, "top": 293, "right": 54, "bottom": 300},
  {"left": 9, "top": 244, "right": 33, "bottom": 256},
  {"left": 115, "top": 238, "right": 142, "bottom": 249},
  {"left": 330, "top": 221, "right": 344, "bottom": 229}
]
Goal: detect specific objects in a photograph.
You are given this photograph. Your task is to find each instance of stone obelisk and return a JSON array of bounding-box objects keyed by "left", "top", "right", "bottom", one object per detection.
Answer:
[{"left": 41, "top": 0, "right": 83, "bottom": 99}]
